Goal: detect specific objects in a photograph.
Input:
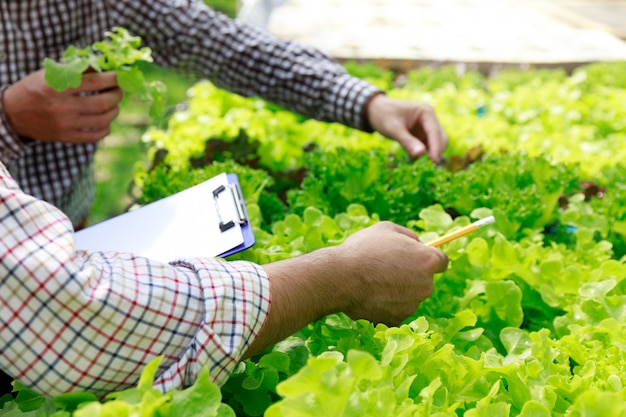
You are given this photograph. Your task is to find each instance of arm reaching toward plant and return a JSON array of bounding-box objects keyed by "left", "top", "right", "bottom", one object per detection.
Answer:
[
  {"left": 0, "top": 161, "right": 447, "bottom": 398},
  {"left": 366, "top": 94, "right": 449, "bottom": 163},
  {"left": 244, "top": 221, "right": 449, "bottom": 358}
]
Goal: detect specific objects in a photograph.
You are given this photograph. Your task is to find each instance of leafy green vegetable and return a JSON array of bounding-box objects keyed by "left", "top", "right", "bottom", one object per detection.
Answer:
[
  {"left": 44, "top": 27, "right": 166, "bottom": 119},
  {"left": 12, "top": 60, "right": 626, "bottom": 416},
  {"left": 0, "top": 357, "right": 234, "bottom": 416},
  {"left": 133, "top": 60, "right": 626, "bottom": 415}
]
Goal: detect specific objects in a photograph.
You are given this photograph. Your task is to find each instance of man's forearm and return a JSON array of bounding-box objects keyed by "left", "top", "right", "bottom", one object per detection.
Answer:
[
  {"left": 245, "top": 220, "right": 449, "bottom": 360},
  {"left": 110, "top": 0, "right": 380, "bottom": 131},
  {"left": 243, "top": 247, "right": 343, "bottom": 358}
]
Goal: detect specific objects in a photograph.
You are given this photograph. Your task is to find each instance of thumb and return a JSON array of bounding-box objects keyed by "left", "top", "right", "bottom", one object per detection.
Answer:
[{"left": 394, "top": 130, "right": 426, "bottom": 159}]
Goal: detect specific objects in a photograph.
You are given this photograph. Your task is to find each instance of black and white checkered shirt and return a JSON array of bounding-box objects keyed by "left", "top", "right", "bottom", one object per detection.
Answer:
[{"left": 0, "top": 0, "right": 380, "bottom": 226}]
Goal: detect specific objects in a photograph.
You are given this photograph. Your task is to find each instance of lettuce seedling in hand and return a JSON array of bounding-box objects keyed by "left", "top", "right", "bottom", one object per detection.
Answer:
[{"left": 44, "top": 27, "right": 166, "bottom": 120}]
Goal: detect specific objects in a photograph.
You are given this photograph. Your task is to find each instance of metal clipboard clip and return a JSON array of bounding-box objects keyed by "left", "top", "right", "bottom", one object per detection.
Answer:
[{"left": 212, "top": 182, "right": 249, "bottom": 232}]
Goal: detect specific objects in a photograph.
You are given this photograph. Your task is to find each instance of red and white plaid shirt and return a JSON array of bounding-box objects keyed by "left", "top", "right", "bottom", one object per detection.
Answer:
[
  {"left": 0, "top": 161, "right": 271, "bottom": 398},
  {"left": 0, "top": 0, "right": 380, "bottom": 226}
]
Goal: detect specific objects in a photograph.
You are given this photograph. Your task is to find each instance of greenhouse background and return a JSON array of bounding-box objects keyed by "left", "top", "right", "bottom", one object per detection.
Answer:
[{"left": 3, "top": 0, "right": 626, "bottom": 416}]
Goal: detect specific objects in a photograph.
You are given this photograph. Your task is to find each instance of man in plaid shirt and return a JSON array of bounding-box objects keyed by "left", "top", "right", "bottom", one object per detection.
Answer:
[
  {"left": 0, "top": 0, "right": 447, "bottom": 228},
  {"left": 0, "top": 159, "right": 448, "bottom": 397}
]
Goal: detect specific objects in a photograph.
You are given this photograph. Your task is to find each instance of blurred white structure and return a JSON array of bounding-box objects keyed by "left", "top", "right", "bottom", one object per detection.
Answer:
[
  {"left": 262, "top": 0, "right": 626, "bottom": 64},
  {"left": 237, "top": 0, "right": 287, "bottom": 30}
]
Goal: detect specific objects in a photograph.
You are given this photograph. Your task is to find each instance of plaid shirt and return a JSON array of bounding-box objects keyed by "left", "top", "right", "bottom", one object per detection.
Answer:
[
  {"left": 0, "top": 161, "right": 271, "bottom": 398},
  {"left": 0, "top": 0, "right": 380, "bottom": 226}
]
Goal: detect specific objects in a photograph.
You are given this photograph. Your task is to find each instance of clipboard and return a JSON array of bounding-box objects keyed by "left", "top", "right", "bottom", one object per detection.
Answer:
[{"left": 74, "top": 173, "right": 255, "bottom": 262}]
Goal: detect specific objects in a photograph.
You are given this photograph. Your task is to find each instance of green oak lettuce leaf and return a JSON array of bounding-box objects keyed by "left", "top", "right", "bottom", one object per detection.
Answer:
[
  {"left": 91, "top": 28, "right": 152, "bottom": 70},
  {"left": 57, "top": 356, "right": 234, "bottom": 417},
  {"left": 567, "top": 389, "right": 626, "bottom": 416},
  {"left": 43, "top": 27, "right": 164, "bottom": 120},
  {"left": 265, "top": 350, "right": 413, "bottom": 417},
  {"left": 0, "top": 381, "right": 58, "bottom": 416},
  {"left": 43, "top": 54, "right": 90, "bottom": 91},
  {"left": 166, "top": 367, "right": 235, "bottom": 417},
  {"left": 116, "top": 67, "right": 167, "bottom": 119}
]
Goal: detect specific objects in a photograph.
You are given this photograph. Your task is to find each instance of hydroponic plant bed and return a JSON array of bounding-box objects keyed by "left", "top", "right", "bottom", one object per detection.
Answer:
[{"left": 3, "top": 60, "right": 626, "bottom": 416}]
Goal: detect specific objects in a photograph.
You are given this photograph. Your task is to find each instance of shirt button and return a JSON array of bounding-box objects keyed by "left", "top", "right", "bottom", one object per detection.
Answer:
[{"left": 0, "top": 51, "right": 7, "bottom": 62}]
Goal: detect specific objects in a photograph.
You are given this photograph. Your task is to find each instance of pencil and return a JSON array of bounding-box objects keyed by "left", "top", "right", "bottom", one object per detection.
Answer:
[{"left": 425, "top": 215, "right": 496, "bottom": 247}]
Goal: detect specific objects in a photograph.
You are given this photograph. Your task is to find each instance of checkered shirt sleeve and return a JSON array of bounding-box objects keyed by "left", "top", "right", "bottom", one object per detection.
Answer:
[
  {"left": 0, "top": 162, "right": 271, "bottom": 398},
  {"left": 106, "top": 0, "right": 381, "bottom": 130}
]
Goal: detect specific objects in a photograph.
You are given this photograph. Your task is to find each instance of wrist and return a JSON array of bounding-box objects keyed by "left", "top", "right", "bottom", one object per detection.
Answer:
[
  {"left": 270, "top": 246, "right": 347, "bottom": 319},
  {"left": 1, "top": 84, "right": 29, "bottom": 139},
  {"left": 0, "top": 85, "right": 27, "bottom": 159},
  {"left": 362, "top": 91, "right": 386, "bottom": 133},
  {"left": 243, "top": 247, "right": 346, "bottom": 358},
  {"left": 2, "top": 84, "right": 18, "bottom": 128}
]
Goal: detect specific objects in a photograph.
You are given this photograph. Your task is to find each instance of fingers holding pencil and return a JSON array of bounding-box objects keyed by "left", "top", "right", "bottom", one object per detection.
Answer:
[{"left": 426, "top": 215, "right": 496, "bottom": 248}]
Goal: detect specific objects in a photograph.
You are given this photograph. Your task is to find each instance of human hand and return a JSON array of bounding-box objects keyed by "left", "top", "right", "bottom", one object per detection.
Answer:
[
  {"left": 366, "top": 94, "right": 448, "bottom": 163},
  {"left": 331, "top": 221, "right": 449, "bottom": 325},
  {"left": 2, "top": 69, "right": 123, "bottom": 144},
  {"left": 244, "top": 221, "right": 448, "bottom": 358}
]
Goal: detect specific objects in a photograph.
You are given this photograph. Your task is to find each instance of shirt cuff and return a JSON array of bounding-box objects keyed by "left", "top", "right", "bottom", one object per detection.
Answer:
[
  {"left": 0, "top": 85, "right": 26, "bottom": 161},
  {"left": 157, "top": 258, "right": 271, "bottom": 389},
  {"left": 322, "top": 74, "right": 383, "bottom": 132}
]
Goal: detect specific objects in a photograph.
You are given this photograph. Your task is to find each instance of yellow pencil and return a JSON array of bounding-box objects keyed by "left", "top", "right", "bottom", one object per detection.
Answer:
[{"left": 426, "top": 215, "right": 496, "bottom": 247}]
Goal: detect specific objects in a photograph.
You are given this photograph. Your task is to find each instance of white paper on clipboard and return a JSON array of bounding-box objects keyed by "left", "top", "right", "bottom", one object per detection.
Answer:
[{"left": 74, "top": 173, "right": 254, "bottom": 262}]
